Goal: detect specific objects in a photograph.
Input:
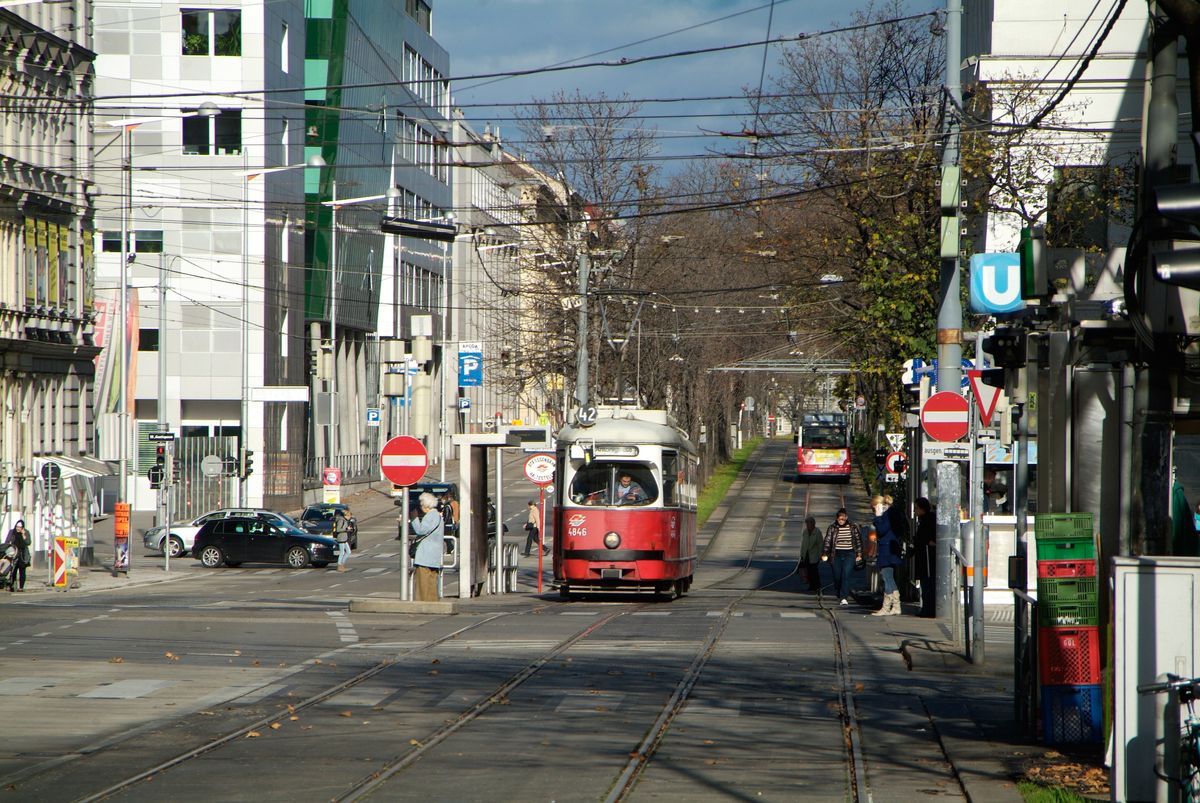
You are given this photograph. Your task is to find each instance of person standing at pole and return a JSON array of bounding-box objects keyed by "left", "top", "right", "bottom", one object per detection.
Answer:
[
  {"left": 913, "top": 497, "right": 936, "bottom": 617},
  {"left": 410, "top": 492, "right": 444, "bottom": 600},
  {"left": 523, "top": 500, "right": 543, "bottom": 557}
]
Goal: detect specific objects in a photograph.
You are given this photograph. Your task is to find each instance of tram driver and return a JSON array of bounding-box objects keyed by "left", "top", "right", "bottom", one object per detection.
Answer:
[{"left": 615, "top": 473, "right": 646, "bottom": 505}]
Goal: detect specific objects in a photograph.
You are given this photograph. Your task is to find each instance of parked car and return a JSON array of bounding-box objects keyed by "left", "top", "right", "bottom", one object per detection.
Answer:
[
  {"left": 191, "top": 517, "right": 337, "bottom": 569},
  {"left": 298, "top": 503, "right": 358, "bottom": 549},
  {"left": 142, "top": 508, "right": 298, "bottom": 559}
]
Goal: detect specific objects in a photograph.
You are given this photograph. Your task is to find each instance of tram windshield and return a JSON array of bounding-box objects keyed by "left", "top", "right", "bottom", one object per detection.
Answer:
[{"left": 569, "top": 462, "right": 658, "bottom": 506}]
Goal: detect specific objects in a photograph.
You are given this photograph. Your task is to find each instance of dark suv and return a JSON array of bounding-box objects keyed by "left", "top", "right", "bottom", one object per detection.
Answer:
[
  {"left": 192, "top": 517, "right": 337, "bottom": 569},
  {"left": 298, "top": 503, "right": 358, "bottom": 549}
]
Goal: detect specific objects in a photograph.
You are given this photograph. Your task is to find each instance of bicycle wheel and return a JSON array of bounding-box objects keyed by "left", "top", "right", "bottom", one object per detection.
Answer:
[{"left": 1183, "top": 720, "right": 1200, "bottom": 802}]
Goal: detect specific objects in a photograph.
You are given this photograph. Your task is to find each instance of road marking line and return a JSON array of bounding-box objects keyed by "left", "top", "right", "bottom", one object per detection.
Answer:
[
  {"left": 79, "top": 679, "right": 176, "bottom": 699},
  {"left": 33, "top": 632, "right": 51, "bottom": 637},
  {"left": 363, "top": 567, "right": 387, "bottom": 574},
  {"left": 780, "top": 612, "right": 817, "bottom": 618}
]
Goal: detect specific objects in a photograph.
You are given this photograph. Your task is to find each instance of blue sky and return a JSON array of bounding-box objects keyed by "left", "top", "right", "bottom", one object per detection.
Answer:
[{"left": 434, "top": 0, "right": 942, "bottom": 171}]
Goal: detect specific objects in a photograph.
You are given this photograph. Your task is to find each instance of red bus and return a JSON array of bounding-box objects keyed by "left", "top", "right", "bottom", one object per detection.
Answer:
[
  {"left": 554, "top": 408, "right": 699, "bottom": 599},
  {"left": 797, "top": 413, "right": 851, "bottom": 481}
]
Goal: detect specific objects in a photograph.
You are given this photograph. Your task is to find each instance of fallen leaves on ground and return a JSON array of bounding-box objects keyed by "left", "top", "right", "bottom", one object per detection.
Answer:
[
  {"left": 245, "top": 731, "right": 261, "bottom": 738},
  {"left": 1021, "top": 750, "right": 1109, "bottom": 796},
  {"left": 164, "top": 652, "right": 179, "bottom": 662},
  {"left": 339, "top": 711, "right": 354, "bottom": 718},
  {"left": 109, "top": 656, "right": 123, "bottom": 663},
  {"left": 269, "top": 723, "right": 281, "bottom": 730}
]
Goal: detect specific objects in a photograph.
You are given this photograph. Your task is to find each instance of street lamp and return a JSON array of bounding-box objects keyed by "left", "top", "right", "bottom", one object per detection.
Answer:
[
  {"left": 321, "top": 185, "right": 401, "bottom": 468},
  {"left": 238, "top": 153, "right": 326, "bottom": 503},
  {"left": 106, "top": 105, "right": 216, "bottom": 522}
]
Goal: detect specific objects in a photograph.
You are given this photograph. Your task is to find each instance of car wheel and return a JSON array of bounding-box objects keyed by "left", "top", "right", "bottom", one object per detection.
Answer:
[
  {"left": 285, "top": 546, "right": 310, "bottom": 568},
  {"left": 167, "top": 536, "right": 186, "bottom": 559},
  {"left": 199, "top": 545, "right": 224, "bottom": 568}
]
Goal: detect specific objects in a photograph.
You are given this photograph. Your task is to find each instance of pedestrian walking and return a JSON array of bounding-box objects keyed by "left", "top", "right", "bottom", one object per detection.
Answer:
[
  {"left": 820, "top": 508, "right": 863, "bottom": 606},
  {"left": 523, "top": 501, "right": 544, "bottom": 556},
  {"left": 797, "top": 515, "right": 823, "bottom": 593},
  {"left": 913, "top": 497, "right": 936, "bottom": 617},
  {"left": 410, "top": 492, "right": 445, "bottom": 601},
  {"left": 332, "top": 510, "right": 351, "bottom": 572},
  {"left": 4, "top": 519, "right": 31, "bottom": 592},
  {"left": 871, "top": 495, "right": 903, "bottom": 616}
]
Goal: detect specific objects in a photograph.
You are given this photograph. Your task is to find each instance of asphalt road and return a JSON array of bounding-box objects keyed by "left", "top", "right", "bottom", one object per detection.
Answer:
[{"left": 0, "top": 441, "right": 972, "bottom": 802}]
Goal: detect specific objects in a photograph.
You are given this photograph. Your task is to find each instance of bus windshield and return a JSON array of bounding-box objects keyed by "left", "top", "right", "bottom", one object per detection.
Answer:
[{"left": 803, "top": 425, "right": 846, "bottom": 449}]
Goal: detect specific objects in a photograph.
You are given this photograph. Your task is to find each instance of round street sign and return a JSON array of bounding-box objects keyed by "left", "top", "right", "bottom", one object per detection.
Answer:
[
  {"left": 201, "top": 455, "right": 224, "bottom": 478},
  {"left": 380, "top": 436, "right": 428, "bottom": 486},
  {"left": 524, "top": 453, "right": 556, "bottom": 486},
  {"left": 884, "top": 451, "right": 906, "bottom": 473},
  {"left": 921, "top": 391, "right": 970, "bottom": 442}
]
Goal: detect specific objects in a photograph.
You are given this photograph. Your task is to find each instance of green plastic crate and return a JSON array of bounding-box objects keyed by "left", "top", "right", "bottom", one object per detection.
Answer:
[
  {"left": 1037, "top": 576, "right": 1099, "bottom": 604},
  {"left": 1035, "top": 514, "right": 1095, "bottom": 561},
  {"left": 1038, "top": 599, "right": 1101, "bottom": 627}
]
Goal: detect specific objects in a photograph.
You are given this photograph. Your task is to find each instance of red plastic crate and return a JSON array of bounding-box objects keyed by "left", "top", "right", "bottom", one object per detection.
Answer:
[
  {"left": 1038, "top": 626, "right": 1101, "bottom": 686},
  {"left": 1037, "top": 559, "right": 1097, "bottom": 579}
]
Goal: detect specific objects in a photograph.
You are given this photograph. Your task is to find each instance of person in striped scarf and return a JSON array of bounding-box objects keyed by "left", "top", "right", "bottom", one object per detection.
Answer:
[{"left": 820, "top": 508, "right": 863, "bottom": 606}]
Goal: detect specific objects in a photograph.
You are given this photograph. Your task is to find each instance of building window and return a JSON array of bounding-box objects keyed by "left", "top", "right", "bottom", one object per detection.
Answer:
[
  {"left": 101, "top": 230, "right": 164, "bottom": 252},
  {"left": 182, "top": 9, "right": 241, "bottom": 57},
  {"left": 183, "top": 108, "right": 242, "bottom": 155},
  {"left": 135, "top": 230, "right": 163, "bottom": 253},
  {"left": 138, "top": 328, "right": 159, "bottom": 352},
  {"left": 280, "top": 22, "right": 289, "bottom": 73}
]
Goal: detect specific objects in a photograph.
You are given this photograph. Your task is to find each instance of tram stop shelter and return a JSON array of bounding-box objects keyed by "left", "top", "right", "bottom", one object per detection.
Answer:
[{"left": 453, "top": 426, "right": 554, "bottom": 599}]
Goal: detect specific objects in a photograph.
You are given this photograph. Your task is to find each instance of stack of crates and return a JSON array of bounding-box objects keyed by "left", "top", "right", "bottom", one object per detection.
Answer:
[{"left": 1035, "top": 513, "right": 1103, "bottom": 744}]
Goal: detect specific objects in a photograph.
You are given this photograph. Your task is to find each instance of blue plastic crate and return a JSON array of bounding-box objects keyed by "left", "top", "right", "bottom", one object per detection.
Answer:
[{"left": 1041, "top": 684, "right": 1103, "bottom": 744}]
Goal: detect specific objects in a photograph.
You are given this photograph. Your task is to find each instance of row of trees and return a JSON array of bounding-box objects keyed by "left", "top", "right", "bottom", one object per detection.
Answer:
[{"left": 475, "top": 0, "right": 1135, "bottom": 471}]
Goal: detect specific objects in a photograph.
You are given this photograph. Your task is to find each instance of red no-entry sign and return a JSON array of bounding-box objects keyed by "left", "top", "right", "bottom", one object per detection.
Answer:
[
  {"left": 380, "top": 436, "right": 428, "bottom": 486},
  {"left": 921, "top": 391, "right": 970, "bottom": 442}
]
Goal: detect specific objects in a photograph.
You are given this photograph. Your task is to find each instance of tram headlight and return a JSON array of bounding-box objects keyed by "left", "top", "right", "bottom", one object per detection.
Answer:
[{"left": 603, "top": 531, "right": 621, "bottom": 549}]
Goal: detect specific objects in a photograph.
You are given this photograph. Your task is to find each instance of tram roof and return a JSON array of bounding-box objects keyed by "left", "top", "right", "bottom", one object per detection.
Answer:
[{"left": 559, "top": 407, "right": 696, "bottom": 454}]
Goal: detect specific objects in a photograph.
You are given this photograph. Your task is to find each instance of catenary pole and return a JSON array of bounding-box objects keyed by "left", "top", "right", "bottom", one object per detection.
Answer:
[{"left": 935, "top": 0, "right": 964, "bottom": 620}]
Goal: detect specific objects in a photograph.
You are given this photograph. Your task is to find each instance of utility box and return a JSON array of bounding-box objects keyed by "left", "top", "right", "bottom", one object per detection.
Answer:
[{"left": 1112, "top": 556, "right": 1200, "bottom": 802}]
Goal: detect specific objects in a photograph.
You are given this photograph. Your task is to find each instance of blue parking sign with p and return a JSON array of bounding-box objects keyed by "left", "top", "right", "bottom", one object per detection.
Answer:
[{"left": 459, "top": 345, "right": 483, "bottom": 387}]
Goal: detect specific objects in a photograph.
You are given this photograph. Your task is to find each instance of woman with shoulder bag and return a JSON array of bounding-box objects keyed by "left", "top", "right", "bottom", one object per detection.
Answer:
[
  {"left": 4, "top": 519, "right": 31, "bottom": 592},
  {"left": 409, "top": 493, "right": 445, "bottom": 600}
]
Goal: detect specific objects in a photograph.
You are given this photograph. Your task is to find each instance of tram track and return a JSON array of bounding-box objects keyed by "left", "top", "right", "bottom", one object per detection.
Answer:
[
  {"left": 53, "top": 609, "right": 529, "bottom": 803},
  {"left": 43, "top": 441, "right": 877, "bottom": 802}
]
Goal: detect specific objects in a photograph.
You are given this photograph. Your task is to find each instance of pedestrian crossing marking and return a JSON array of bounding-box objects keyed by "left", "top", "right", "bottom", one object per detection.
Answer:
[
  {"left": 780, "top": 612, "right": 817, "bottom": 618},
  {"left": 363, "top": 567, "right": 387, "bottom": 574},
  {"left": 0, "top": 677, "right": 62, "bottom": 695}
]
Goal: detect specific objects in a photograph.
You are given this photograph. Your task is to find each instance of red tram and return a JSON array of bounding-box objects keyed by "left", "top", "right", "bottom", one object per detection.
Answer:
[{"left": 553, "top": 408, "right": 699, "bottom": 599}]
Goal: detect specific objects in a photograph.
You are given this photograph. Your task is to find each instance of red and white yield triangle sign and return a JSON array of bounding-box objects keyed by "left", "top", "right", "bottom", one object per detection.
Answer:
[{"left": 966, "top": 369, "right": 1002, "bottom": 427}]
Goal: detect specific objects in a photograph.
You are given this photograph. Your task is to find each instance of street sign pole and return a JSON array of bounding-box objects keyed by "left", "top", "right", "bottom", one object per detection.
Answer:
[
  {"left": 970, "top": 399, "right": 985, "bottom": 665},
  {"left": 380, "top": 436, "right": 429, "bottom": 602}
]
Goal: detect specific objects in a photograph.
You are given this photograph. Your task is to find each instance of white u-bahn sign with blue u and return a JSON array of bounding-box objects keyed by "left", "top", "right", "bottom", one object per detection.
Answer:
[{"left": 969, "top": 252, "right": 1025, "bottom": 314}]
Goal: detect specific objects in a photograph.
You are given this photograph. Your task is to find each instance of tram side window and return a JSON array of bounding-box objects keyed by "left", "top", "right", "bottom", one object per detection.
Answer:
[{"left": 662, "top": 451, "right": 678, "bottom": 507}]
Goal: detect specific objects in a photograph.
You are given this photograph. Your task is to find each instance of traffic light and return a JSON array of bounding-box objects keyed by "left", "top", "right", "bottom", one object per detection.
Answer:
[
  {"left": 1018, "top": 226, "right": 1046, "bottom": 300},
  {"left": 982, "top": 326, "right": 1027, "bottom": 370},
  {"left": 239, "top": 447, "right": 254, "bottom": 479},
  {"left": 1151, "top": 184, "right": 1200, "bottom": 288},
  {"left": 150, "top": 446, "right": 166, "bottom": 489}
]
